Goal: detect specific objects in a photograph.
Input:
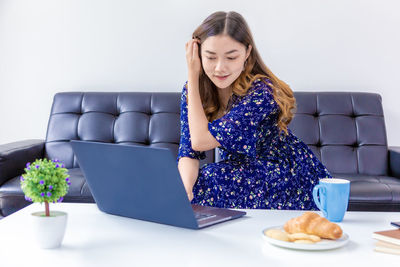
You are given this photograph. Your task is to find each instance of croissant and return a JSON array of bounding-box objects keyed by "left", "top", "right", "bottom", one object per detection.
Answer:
[{"left": 283, "top": 211, "right": 343, "bottom": 240}]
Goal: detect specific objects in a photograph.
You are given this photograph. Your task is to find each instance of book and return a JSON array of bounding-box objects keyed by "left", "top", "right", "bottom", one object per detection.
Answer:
[
  {"left": 374, "top": 240, "right": 400, "bottom": 255},
  {"left": 372, "top": 229, "right": 400, "bottom": 246}
]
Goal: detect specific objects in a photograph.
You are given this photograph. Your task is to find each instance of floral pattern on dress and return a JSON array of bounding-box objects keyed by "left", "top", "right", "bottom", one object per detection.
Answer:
[
  {"left": 177, "top": 83, "right": 206, "bottom": 162},
  {"left": 177, "top": 78, "right": 331, "bottom": 210}
]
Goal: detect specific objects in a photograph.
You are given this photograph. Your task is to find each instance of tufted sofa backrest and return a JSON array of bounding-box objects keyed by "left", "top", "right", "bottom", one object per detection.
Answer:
[
  {"left": 289, "top": 92, "right": 388, "bottom": 176},
  {"left": 45, "top": 92, "right": 192, "bottom": 168},
  {"left": 45, "top": 91, "right": 388, "bottom": 175}
]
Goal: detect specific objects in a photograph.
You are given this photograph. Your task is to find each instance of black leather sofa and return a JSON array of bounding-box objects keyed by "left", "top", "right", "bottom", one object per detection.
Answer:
[{"left": 0, "top": 91, "right": 399, "bottom": 217}]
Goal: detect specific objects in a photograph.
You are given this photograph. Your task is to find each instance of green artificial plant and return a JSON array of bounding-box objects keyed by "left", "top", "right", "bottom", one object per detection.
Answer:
[{"left": 20, "top": 158, "right": 70, "bottom": 216}]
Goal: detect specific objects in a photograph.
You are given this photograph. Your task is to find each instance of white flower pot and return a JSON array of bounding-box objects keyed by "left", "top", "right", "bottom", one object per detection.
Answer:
[{"left": 31, "top": 211, "right": 68, "bottom": 249}]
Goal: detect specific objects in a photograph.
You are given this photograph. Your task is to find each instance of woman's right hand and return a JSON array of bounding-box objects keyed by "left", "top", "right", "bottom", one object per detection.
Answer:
[
  {"left": 185, "top": 38, "right": 201, "bottom": 78},
  {"left": 178, "top": 157, "right": 199, "bottom": 203},
  {"left": 187, "top": 191, "right": 194, "bottom": 202}
]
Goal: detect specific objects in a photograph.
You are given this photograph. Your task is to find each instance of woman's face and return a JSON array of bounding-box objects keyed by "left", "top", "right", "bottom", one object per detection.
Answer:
[{"left": 201, "top": 34, "right": 252, "bottom": 90}]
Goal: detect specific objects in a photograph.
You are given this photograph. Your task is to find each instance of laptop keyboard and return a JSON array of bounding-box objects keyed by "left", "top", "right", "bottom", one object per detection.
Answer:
[{"left": 195, "top": 212, "right": 217, "bottom": 221}]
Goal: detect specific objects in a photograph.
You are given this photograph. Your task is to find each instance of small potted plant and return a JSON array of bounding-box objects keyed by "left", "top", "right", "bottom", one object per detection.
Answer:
[{"left": 20, "top": 158, "right": 70, "bottom": 249}]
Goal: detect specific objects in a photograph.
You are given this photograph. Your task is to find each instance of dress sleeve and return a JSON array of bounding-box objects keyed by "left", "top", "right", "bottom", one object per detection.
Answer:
[
  {"left": 177, "top": 82, "right": 206, "bottom": 162},
  {"left": 208, "top": 82, "right": 276, "bottom": 158}
]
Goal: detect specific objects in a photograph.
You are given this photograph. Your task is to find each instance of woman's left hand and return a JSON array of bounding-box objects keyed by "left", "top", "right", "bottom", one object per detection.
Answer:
[{"left": 185, "top": 39, "right": 201, "bottom": 78}]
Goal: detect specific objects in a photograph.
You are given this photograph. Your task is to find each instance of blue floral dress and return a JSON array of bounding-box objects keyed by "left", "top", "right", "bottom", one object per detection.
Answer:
[{"left": 177, "top": 78, "right": 331, "bottom": 210}]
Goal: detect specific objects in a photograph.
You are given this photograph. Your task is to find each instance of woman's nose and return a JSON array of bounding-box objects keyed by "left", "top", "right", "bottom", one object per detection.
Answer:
[{"left": 215, "top": 60, "right": 226, "bottom": 72}]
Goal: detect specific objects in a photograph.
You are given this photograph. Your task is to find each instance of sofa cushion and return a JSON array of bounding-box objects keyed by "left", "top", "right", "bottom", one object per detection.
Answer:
[
  {"left": 61, "top": 168, "right": 94, "bottom": 202},
  {"left": 332, "top": 173, "right": 400, "bottom": 211}
]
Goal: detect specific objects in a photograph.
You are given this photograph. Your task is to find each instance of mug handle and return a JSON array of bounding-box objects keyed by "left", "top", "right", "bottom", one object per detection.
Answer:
[{"left": 312, "top": 184, "right": 327, "bottom": 218}]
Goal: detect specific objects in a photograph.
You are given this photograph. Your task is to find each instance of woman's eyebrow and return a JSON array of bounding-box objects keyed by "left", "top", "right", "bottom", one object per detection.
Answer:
[
  {"left": 225, "top": 49, "right": 238, "bottom": 54},
  {"left": 204, "top": 49, "right": 239, "bottom": 55}
]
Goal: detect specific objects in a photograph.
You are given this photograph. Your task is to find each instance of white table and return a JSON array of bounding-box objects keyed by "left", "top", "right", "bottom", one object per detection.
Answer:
[{"left": 0, "top": 203, "right": 398, "bottom": 267}]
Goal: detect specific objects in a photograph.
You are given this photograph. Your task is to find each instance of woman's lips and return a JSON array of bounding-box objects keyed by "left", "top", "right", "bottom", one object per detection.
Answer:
[{"left": 215, "top": 74, "right": 230, "bottom": 81}]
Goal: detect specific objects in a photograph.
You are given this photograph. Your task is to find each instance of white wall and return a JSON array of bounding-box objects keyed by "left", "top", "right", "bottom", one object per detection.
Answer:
[{"left": 1, "top": 0, "right": 399, "bottom": 145}]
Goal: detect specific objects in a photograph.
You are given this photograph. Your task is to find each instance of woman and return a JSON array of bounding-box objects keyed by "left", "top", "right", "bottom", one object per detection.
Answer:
[{"left": 177, "top": 11, "right": 331, "bottom": 210}]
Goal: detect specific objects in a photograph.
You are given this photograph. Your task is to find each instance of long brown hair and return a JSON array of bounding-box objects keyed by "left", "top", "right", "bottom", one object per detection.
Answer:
[{"left": 192, "top": 11, "right": 295, "bottom": 134}]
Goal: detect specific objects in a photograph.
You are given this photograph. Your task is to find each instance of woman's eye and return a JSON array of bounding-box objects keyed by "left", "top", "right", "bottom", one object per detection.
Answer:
[
  {"left": 227, "top": 57, "right": 238, "bottom": 60},
  {"left": 207, "top": 57, "right": 216, "bottom": 60}
]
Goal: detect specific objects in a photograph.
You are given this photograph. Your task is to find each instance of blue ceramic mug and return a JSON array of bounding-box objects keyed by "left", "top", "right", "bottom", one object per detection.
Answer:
[{"left": 312, "top": 178, "right": 350, "bottom": 222}]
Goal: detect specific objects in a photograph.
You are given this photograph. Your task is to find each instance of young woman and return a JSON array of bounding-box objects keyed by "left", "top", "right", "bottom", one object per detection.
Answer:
[{"left": 177, "top": 11, "right": 331, "bottom": 210}]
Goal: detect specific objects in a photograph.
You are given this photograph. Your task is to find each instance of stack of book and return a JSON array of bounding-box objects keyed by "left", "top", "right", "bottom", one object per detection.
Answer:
[{"left": 372, "top": 229, "right": 400, "bottom": 255}]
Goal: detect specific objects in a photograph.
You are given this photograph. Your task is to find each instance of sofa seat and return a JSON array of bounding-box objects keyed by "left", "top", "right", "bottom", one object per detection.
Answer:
[{"left": 333, "top": 173, "right": 400, "bottom": 211}]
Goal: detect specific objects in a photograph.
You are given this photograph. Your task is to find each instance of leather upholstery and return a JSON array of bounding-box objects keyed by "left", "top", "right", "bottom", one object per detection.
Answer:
[
  {"left": 45, "top": 92, "right": 214, "bottom": 169},
  {"left": 289, "top": 92, "right": 399, "bottom": 211},
  {"left": 0, "top": 140, "right": 45, "bottom": 216},
  {"left": 389, "top": 146, "right": 400, "bottom": 178},
  {"left": 0, "top": 91, "right": 399, "bottom": 216},
  {"left": 289, "top": 92, "right": 388, "bottom": 176},
  {"left": 0, "top": 140, "right": 44, "bottom": 185}
]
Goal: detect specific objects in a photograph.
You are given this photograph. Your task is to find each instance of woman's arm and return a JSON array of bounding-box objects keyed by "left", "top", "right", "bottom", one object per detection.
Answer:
[
  {"left": 187, "top": 77, "right": 220, "bottom": 151},
  {"left": 185, "top": 39, "right": 220, "bottom": 151},
  {"left": 178, "top": 156, "right": 200, "bottom": 201}
]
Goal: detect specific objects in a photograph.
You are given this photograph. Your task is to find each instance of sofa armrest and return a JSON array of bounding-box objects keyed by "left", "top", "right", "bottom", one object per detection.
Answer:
[
  {"left": 0, "top": 139, "right": 45, "bottom": 186},
  {"left": 389, "top": 146, "right": 400, "bottom": 178}
]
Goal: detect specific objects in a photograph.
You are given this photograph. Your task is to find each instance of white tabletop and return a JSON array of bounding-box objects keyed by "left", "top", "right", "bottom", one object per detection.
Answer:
[{"left": 0, "top": 203, "right": 398, "bottom": 267}]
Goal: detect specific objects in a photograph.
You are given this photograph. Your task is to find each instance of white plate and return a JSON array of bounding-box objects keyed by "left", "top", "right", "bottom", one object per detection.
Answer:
[{"left": 262, "top": 226, "right": 349, "bottom": 251}]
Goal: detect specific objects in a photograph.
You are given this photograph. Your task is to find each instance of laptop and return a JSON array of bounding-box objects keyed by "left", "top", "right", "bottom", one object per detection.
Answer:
[{"left": 70, "top": 140, "right": 246, "bottom": 229}]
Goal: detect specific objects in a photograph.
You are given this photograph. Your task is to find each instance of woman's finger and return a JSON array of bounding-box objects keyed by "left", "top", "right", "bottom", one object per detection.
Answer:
[
  {"left": 192, "top": 42, "right": 197, "bottom": 60},
  {"left": 185, "top": 41, "right": 194, "bottom": 55},
  {"left": 185, "top": 42, "right": 192, "bottom": 57}
]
